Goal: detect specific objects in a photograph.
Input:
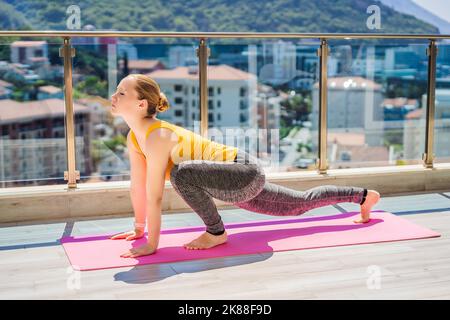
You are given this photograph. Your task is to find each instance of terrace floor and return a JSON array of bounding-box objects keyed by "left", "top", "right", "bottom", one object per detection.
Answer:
[{"left": 1, "top": 190, "right": 450, "bottom": 300}]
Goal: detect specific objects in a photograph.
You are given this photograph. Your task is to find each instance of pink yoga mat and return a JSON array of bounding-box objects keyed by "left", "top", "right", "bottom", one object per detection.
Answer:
[{"left": 60, "top": 210, "right": 440, "bottom": 271}]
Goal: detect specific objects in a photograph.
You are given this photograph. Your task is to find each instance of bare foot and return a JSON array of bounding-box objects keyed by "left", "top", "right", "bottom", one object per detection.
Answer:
[
  {"left": 184, "top": 231, "right": 228, "bottom": 250},
  {"left": 354, "top": 190, "right": 380, "bottom": 223}
]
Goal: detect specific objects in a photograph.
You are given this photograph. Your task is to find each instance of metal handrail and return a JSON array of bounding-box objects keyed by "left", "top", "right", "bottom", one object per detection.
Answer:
[
  {"left": 0, "top": 31, "right": 450, "bottom": 39},
  {"left": 0, "top": 30, "right": 446, "bottom": 188}
]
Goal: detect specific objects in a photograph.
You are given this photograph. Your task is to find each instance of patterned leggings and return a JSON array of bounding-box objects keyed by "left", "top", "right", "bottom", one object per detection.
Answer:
[{"left": 169, "top": 149, "right": 367, "bottom": 235}]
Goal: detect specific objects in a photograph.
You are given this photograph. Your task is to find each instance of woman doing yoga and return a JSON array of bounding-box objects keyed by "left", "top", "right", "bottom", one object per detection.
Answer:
[{"left": 110, "top": 74, "right": 380, "bottom": 258}]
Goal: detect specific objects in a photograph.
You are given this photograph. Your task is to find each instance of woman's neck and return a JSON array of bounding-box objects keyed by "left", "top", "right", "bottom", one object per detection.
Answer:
[{"left": 125, "top": 115, "right": 159, "bottom": 137}]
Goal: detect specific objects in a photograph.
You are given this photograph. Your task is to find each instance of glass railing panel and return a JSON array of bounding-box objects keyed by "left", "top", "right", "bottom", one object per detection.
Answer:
[
  {"left": 207, "top": 38, "right": 320, "bottom": 174},
  {"left": 72, "top": 37, "right": 199, "bottom": 182},
  {"left": 433, "top": 41, "right": 450, "bottom": 164},
  {"left": 322, "top": 39, "right": 430, "bottom": 169},
  {"left": 0, "top": 37, "right": 65, "bottom": 188}
]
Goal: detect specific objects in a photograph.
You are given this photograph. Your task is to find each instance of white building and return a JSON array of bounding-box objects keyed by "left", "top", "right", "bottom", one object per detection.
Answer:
[
  {"left": 404, "top": 89, "right": 450, "bottom": 162},
  {"left": 10, "top": 41, "right": 49, "bottom": 68},
  {"left": 311, "top": 76, "right": 385, "bottom": 146},
  {"left": 168, "top": 46, "right": 198, "bottom": 68},
  {"left": 147, "top": 64, "right": 258, "bottom": 152},
  {"left": 260, "top": 40, "right": 297, "bottom": 85}
]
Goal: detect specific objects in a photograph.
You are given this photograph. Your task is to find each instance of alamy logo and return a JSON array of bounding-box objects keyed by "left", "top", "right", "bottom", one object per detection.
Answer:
[
  {"left": 366, "top": 5, "right": 381, "bottom": 30},
  {"left": 66, "top": 265, "right": 82, "bottom": 290},
  {"left": 366, "top": 265, "right": 381, "bottom": 289},
  {"left": 66, "top": 5, "right": 81, "bottom": 30}
]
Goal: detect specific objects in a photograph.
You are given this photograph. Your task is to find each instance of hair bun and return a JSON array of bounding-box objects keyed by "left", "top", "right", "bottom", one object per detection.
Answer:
[{"left": 157, "top": 92, "right": 170, "bottom": 113}]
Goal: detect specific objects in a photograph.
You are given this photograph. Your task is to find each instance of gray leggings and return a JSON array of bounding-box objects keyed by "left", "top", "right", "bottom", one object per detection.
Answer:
[{"left": 169, "top": 149, "right": 367, "bottom": 235}]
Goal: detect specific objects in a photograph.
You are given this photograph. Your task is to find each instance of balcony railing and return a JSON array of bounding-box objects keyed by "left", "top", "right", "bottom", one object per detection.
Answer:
[{"left": 0, "top": 31, "right": 449, "bottom": 189}]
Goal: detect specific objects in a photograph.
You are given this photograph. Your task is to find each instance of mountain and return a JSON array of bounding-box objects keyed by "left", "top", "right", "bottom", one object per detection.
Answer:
[
  {"left": 379, "top": 0, "right": 450, "bottom": 34},
  {"left": 0, "top": 1, "right": 30, "bottom": 31},
  {"left": 0, "top": 0, "right": 439, "bottom": 35}
]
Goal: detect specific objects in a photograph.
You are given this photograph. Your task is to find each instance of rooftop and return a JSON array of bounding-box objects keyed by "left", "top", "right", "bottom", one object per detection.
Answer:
[
  {"left": 127, "top": 59, "right": 164, "bottom": 69},
  {"left": 147, "top": 64, "right": 256, "bottom": 81},
  {"left": 38, "top": 85, "right": 62, "bottom": 94},
  {"left": 11, "top": 41, "right": 47, "bottom": 47},
  {"left": 0, "top": 98, "right": 90, "bottom": 122}
]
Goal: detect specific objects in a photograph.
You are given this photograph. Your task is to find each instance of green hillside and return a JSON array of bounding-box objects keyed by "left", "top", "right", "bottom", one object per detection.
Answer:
[
  {"left": 0, "top": 1, "right": 30, "bottom": 30},
  {"left": 0, "top": 0, "right": 439, "bottom": 35}
]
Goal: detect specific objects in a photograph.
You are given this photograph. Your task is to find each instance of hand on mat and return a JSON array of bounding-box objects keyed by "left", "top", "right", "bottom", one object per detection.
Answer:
[
  {"left": 120, "top": 243, "right": 156, "bottom": 258},
  {"left": 110, "top": 229, "right": 145, "bottom": 241}
]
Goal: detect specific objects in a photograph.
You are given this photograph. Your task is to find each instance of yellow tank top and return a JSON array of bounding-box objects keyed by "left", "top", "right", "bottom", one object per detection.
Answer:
[{"left": 129, "top": 120, "right": 239, "bottom": 181}]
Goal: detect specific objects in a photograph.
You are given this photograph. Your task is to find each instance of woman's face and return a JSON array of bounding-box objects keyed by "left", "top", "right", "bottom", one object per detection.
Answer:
[{"left": 110, "top": 76, "right": 142, "bottom": 117}]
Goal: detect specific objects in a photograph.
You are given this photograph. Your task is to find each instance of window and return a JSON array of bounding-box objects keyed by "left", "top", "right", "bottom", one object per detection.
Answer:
[
  {"left": 192, "top": 100, "right": 196, "bottom": 107},
  {"left": 175, "top": 97, "right": 183, "bottom": 104},
  {"left": 174, "top": 84, "right": 183, "bottom": 92},
  {"left": 208, "top": 113, "right": 214, "bottom": 122},
  {"left": 217, "top": 100, "right": 221, "bottom": 108},
  {"left": 208, "top": 100, "right": 213, "bottom": 109},
  {"left": 208, "top": 87, "right": 214, "bottom": 96},
  {"left": 175, "top": 110, "right": 183, "bottom": 117},
  {"left": 192, "top": 87, "right": 195, "bottom": 94},
  {"left": 240, "top": 87, "right": 246, "bottom": 97},
  {"left": 341, "top": 151, "right": 351, "bottom": 161},
  {"left": 218, "top": 113, "right": 221, "bottom": 121},
  {"left": 217, "top": 87, "right": 221, "bottom": 95}
]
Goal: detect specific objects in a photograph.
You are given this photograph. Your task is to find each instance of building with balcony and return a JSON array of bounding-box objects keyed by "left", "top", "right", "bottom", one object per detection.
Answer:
[
  {"left": 10, "top": 41, "right": 50, "bottom": 68},
  {"left": 0, "top": 98, "right": 91, "bottom": 186}
]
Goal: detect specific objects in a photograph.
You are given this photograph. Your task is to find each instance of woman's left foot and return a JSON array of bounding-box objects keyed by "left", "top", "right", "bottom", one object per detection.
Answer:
[
  {"left": 184, "top": 231, "right": 228, "bottom": 250},
  {"left": 354, "top": 190, "right": 380, "bottom": 223}
]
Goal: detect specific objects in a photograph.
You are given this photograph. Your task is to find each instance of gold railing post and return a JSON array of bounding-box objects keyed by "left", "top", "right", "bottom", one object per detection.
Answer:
[
  {"left": 59, "top": 37, "right": 79, "bottom": 188},
  {"left": 197, "top": 38, "right": 210, "bottom": 137},
  {"left": 423, "top": 39, "right": 437, "bottom": 168},
  {"left": 317, "top": 39, "right": 329, "bottom": 173}
]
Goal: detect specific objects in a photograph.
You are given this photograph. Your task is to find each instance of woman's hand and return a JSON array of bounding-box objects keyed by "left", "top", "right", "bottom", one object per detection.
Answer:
[
  {"left": 110, "top": 228, "right": 145, "bottom": 241},
  {"left": 120, "top": 243, "right": 156, "bottom": 258}
]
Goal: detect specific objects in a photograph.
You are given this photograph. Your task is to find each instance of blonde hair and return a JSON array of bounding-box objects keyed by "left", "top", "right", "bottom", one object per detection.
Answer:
[{"left": 128, "top": 74, "right": 170, "bottom": 117}]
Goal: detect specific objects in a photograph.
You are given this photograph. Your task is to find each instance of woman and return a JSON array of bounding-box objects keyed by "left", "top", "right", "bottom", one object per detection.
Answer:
[{"left": 109, "top": 74, "right": 380, "bottom": 258}]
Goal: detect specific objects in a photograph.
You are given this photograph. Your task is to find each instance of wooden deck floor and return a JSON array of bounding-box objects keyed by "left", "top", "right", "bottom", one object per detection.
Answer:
[{"left": 1, "top": 191, "right": 450, "bottom": 300}]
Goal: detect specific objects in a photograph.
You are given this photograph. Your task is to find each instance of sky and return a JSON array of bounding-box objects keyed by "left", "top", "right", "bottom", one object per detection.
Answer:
[{"left": 412, "top": 0, "right": 450, "bottom": 23}]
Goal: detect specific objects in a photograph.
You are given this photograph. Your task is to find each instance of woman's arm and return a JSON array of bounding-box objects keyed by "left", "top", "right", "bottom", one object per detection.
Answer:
[
  {"left": 144, "top": 134, "right": 171, "bottom": 249},
  {"left": 111, "top": 131, "right": 147, "bottom": 240},
  {"left": 127, "top": 130, "right": 147, "bottom": 229},
  {"left": 120, "top": 129, "right": 172, "bottom": 258}
]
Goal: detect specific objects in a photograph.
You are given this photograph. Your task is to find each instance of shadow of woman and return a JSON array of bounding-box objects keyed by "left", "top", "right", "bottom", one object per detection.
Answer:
[{"left": 114, "top": 215, "right": 383, "bottom": 285}]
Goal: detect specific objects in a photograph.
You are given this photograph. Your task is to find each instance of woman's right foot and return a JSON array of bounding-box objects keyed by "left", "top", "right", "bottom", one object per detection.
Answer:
[
  {"left": 183, "top": 230, "right": 228, "bottom": 250},
  {"left": 354, "top": 190, "right": 380, "bottom": 223}
]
